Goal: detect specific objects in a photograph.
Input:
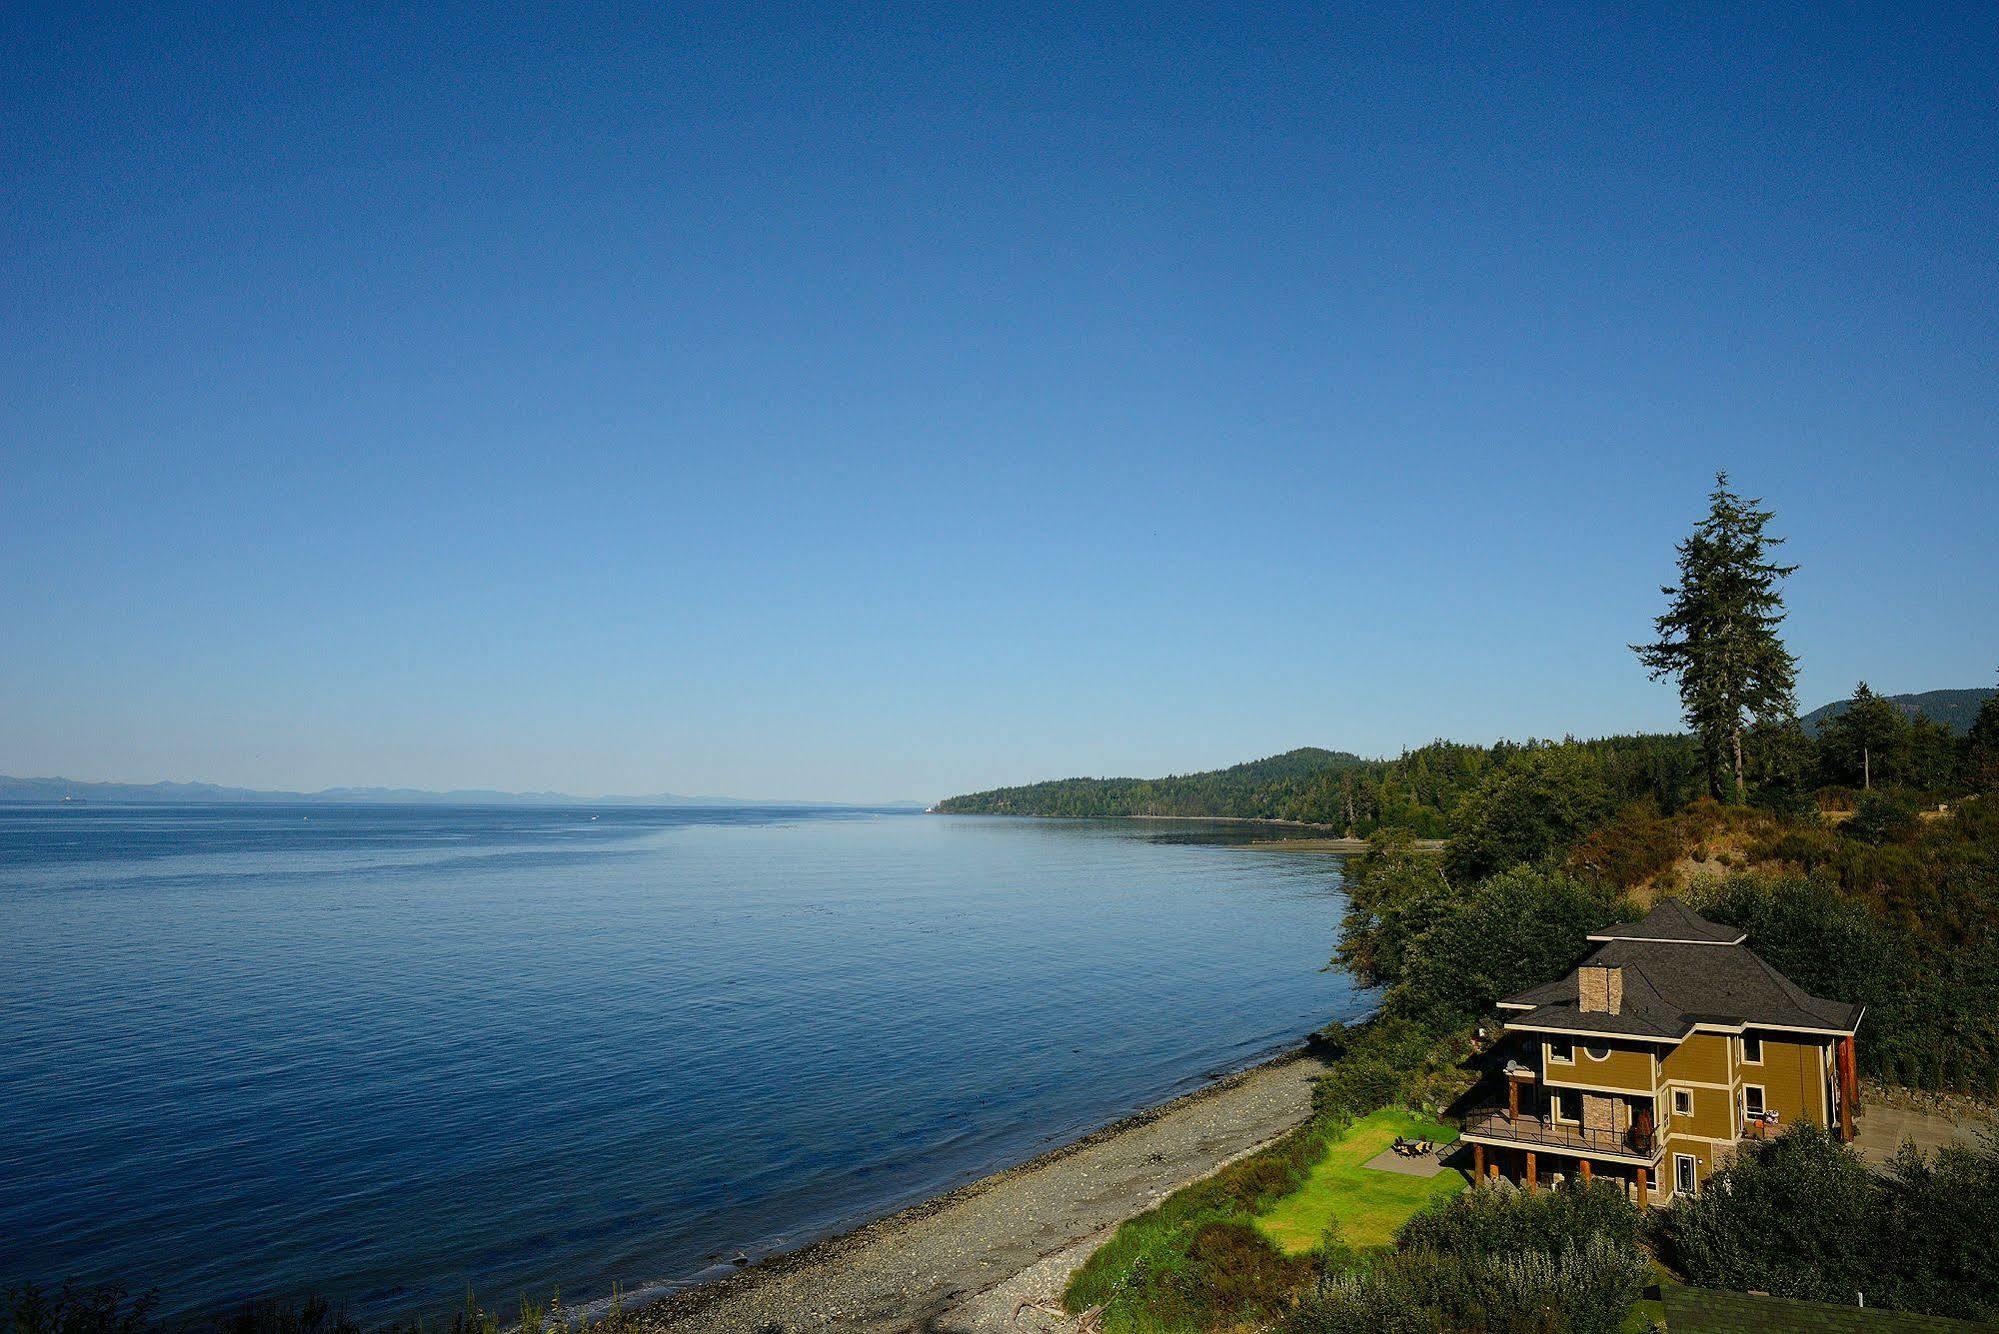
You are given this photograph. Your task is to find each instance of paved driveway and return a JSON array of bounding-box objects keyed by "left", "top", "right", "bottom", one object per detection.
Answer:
[{"left": 1854, "top": 1102, "right": 1996, "bottom": 1163}]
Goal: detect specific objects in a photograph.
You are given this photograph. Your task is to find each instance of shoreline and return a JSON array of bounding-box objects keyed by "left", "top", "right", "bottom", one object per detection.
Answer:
[
  {"left": 1243, "top": 835, "right": 1447, "bottom": 854},
  {"left": 635, "top": 1043, "right": 1331, "bottom": 1333},
  {"left": 932, "top": 812, "right": 1347, "bottom": 829},
  {"left": 931, "top": 812, "right": 1447, "bottom": 854}
]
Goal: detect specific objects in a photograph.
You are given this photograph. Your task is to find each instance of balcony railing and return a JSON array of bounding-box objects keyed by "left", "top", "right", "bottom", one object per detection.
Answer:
[{"left": 1462, "top": 1106, "right": 1664, "bottom": 1161}]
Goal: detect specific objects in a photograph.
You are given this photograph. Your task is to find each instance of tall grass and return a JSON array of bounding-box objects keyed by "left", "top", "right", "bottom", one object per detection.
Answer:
[{"left": 1062, "top": 1112, "right": 1339, "bottom": 1333}]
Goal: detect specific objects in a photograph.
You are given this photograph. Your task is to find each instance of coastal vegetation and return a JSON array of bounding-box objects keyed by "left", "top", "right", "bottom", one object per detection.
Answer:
[
  {"left": 1290, "top": 1182, "right": 1648, "bottom": 1334},
  {"left": 1060, "top": 1020, "right": 1484, "bottom": 1333}
]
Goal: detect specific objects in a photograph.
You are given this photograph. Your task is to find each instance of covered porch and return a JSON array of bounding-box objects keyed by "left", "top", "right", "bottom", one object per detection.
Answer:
[{"left": 1460, "top": 1105, "right": 1667, "bottom": 1202}]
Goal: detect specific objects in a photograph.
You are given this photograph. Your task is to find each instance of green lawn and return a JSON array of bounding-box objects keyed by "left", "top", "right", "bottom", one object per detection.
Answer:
[{"left": 1253, "top": 1107, "right": 1467, "bottom": 1253}]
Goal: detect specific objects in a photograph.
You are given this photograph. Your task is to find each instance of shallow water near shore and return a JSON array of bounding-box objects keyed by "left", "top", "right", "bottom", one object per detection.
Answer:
[{"left": 0, "top": 805, "right": 1365, "bottom": 1322}]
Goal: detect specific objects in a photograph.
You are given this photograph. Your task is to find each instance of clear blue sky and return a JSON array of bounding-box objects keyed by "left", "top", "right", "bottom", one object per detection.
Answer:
[{"left": 3, "top": 4, "right": 1994, "bottom": 802}]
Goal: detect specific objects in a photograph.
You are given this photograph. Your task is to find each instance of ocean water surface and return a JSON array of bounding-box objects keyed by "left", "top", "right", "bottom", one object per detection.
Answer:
[{"left": 0, "top": 805, "right": 1365, "bottom": 1321}]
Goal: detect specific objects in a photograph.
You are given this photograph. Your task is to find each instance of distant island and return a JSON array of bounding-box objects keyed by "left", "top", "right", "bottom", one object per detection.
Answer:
[{"left": 0, "top": 775, "right": 924, "bottom": 809}]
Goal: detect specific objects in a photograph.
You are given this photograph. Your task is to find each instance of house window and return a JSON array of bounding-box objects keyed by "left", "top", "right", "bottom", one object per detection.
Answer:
[
  {"left": 1742, "top": 1035, "right": 1763, "bottom": 1064},
  {"left": 1584, "top": 1043, "right": 1611, "bottom": 1061},
  {"left": 1744, "top": 1085, "right": 1766, "bottom": 1118},
  {"left": 1551, "top": 1090, "right": 1580, "bottom": 1124},
  {"left": 1675, "top": 1153, "right": 1699, "bottom": 1196},
  {"left": 1548, "top": 1039, "right": 1573, "bottom": 1063},
  {"left": 1673, "top": 1088, "right": 1693, "bottom": 1118}
]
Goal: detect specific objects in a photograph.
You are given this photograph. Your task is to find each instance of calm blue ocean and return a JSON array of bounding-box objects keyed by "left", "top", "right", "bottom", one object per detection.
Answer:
[{"left": 0, "top": 805, "right": 1364, "bottom": 1322}]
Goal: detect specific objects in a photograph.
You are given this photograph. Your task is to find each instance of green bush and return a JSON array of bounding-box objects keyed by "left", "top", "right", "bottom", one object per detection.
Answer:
[
  {"left": 1846, "top": 790, "right": 1920, "bottom": 844},
  {"left": 1395, "top": 1178, "right": 1638, "bottom": 1263},
  {"left": 1287, "top": 1183, "right": 1646, "bottom": 1334}
]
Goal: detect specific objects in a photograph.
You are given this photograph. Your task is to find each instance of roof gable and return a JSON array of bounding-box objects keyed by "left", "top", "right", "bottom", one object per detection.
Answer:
[{"left": 1587, "top": 899, "right": 1746, "bottom": 945}]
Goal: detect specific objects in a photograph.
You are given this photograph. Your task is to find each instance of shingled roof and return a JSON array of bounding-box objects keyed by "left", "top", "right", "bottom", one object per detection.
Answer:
[
  {"left": 1498, "top": 900, "right": 1863, "bottom": 1040},
  {"left": 1587, "top": 897, "right": 1745, "bottom": 945}
]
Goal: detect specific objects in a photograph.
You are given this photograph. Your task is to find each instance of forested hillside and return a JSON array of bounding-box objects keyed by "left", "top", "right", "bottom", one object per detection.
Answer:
[
  {"left": 1802, "top": 686, "right": 1996, "bottom": 736},
  {"left": 935, "top": 732, "right": 1703, "bottom": 836},
  {"left": 937, "top": 735, "right": 1703, "bottom": 834},
  {"left": 934, "top": 747, "right": 1366, "bottom": 819}
]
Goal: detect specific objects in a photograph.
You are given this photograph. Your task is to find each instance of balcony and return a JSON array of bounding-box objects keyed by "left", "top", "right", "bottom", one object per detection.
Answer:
[{"left": 1461, "top": 1106, "right": 1665, "bottom": 1163}]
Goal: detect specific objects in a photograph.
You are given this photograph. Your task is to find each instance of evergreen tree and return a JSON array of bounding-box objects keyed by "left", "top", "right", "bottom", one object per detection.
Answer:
[
  {"left": 1903, "top": 712, "right": 1959, "bottom": 791},
  {"left": 1968, "top": 677, "right": 1999, "bottom": 794},
  {"left": 1821, "top": 681, "right": 1907, "bottom": 791},
  {"left": 1633, "top": 474, "right": 1800, "bottom": 803}
]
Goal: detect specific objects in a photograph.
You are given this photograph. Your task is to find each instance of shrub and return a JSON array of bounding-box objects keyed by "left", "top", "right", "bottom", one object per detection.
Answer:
[
  {"left": 1287, "top": 1179, "right": 1646, "bottom": 1333},
  {"left": 1396, "top": 1178, "right": 1638, "bottom": 1263},
  {"left": 1847, "top": 790, "right": 1919, "bottom": 845},
  {"left": 1288, "top": 1229, "right": 1644, "bottom": 1334}
]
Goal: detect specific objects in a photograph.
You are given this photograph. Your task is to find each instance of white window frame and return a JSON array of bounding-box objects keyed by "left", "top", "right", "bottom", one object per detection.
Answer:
[
  {"left": 1675, "top": 1152, "right": 1699, "bottom": 1197},
  {"left": 1584, "top": 1042, "right": 1611, "bottom": 1062},
  {"left": 1550, "top": 1089, "right": 1581, "bottom": 1124},
  {"left": 1741, "top": 1034, "right": 1764, "bottom": 1065},
  {"left": 1743, "top": 1084, "right": 1766, "bottom": 1118},
  {"left": 1673, "top": 1087, "right": 1693, "bottom": 1118},
  {"left": 1547, "top": 1038, "right": 1574, "bottom": 1064}
]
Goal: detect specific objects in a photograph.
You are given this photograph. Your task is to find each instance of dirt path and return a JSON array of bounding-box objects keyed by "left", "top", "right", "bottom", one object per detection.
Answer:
[{"left": 635, "top": 1051, "right": 1329, "bottom": 1333}]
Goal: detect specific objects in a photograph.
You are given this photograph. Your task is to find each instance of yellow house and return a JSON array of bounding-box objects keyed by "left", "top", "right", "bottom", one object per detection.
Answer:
[{"left": 1461, "top": 900, "right": 1862, "bottom": 1203}]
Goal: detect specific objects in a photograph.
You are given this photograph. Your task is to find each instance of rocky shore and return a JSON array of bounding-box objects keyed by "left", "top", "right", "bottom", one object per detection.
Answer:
[{"left": 635, "top": 1049, "right": 1331, "bottom": 1333}]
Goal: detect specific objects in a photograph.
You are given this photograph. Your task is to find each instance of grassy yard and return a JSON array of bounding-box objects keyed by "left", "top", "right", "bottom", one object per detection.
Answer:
[{"left": 1254, "top": 1106, "right": 1465, "bottom": 1253}]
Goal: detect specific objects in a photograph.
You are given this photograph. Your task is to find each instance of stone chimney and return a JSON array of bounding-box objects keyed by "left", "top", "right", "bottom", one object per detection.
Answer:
[{"left": 1579, "top": 964, "right": 1624, "bottom": 1016}]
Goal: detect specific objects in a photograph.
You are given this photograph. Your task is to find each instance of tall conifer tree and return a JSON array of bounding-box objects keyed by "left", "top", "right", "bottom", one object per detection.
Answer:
[
  {"left": 1821, "top": 681, "right": 1907, "bottom": 790},
  {"left": 1634, "top": 474, "right": 1799, "bottom": 802}
]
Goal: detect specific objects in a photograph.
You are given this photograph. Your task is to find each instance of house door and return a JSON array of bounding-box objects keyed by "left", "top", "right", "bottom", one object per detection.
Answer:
[{"left": 1674, "top": 1153, "right": 1697, "bottom": 1196}]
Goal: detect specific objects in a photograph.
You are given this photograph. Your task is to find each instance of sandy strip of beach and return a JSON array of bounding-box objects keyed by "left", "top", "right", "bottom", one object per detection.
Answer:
[{"left": 636, "top": 1049, "right": 1330, "bottom": 1334}]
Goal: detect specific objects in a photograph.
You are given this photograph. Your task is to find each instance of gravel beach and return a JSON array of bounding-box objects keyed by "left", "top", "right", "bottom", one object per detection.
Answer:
[{"left": 636, "top": 1049, "right": 1330, "bottom": 1333}]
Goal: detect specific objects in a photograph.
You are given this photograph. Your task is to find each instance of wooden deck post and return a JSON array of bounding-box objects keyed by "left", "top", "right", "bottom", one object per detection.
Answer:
[
  {"left": 1839, "top": 1035, "right": 1857, "bottom": 1142},
  {"left": 1524, "top": 1151, "right": 1537, "bottom": 1191},
  {"left": 1635, "top": 1164, "right": 1648, "bottom": 1203},
  {"left": 1508, "top": 1078, "right": 1519, "bottom": 1122},
  {"left": 1473, "top": 1142, "right": 1485, "bottom": 1181},
  {"left": 1578, "top": 1158, "right": 1591, "bottom": 1183}
]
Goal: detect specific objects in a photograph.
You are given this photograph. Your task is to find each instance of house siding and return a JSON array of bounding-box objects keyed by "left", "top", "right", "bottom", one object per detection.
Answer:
[
  {"left": 1664, "top": 1080, "right": 1734, "bottom": 1141},
  {"left": 1542, "top": 1037, "right": 1654, "bottom": 1093},
  {"left": 1747, "top": 1034, "right": 1832, "bottom": 1129},
  {"left": 1660, "top": 1032, "right": 1731, "bottom": 1087}
]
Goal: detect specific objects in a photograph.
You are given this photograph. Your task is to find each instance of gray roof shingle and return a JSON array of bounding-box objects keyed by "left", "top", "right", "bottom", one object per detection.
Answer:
[{"left": 1589, "top": 898, "right": 1746, "bottom": 944}]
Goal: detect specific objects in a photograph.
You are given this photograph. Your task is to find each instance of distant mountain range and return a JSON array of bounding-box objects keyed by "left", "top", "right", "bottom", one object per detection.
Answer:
[
  {"left": 0, "top": 775, "right": 923, "bottom": 808},
  {"left": 1800, "top": 687, "right": 1997, "bottom": 737}
]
